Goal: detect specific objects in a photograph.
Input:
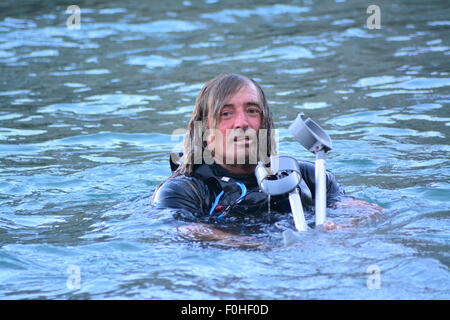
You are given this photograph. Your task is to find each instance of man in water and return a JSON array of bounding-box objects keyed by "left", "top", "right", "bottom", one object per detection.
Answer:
[{"left": 154, "top": 73, "right": 380, "bottom": 246}]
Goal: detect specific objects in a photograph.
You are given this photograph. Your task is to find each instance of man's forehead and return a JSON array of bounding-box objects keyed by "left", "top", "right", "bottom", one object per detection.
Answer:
[{"left": 223, "top": 84, "right": 261, "bottom": 105}]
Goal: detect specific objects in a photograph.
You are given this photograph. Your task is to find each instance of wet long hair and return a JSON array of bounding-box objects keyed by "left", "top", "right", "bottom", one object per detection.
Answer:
[{"left": 175, "top": 73, "right": 277, "bottom": 176}]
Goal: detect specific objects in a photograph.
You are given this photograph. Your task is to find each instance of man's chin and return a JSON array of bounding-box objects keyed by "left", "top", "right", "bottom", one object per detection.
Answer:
[{"left": 224, "top": 153, "right": 258, "bottom": 166}]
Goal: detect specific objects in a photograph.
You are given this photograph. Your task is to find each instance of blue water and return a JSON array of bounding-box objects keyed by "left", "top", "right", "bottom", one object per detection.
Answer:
[{"left": 0, "top": 0, "right": 449, "bottom": 299}]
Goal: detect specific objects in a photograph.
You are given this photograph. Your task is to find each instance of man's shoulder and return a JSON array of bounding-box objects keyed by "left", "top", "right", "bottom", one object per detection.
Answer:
[
  {"left": 153, "top": 173, "right": 211, "bottom": 214},
  {"left": 156, "top": 174, "right": 206, "bottom": 195},
  {"left": 153, "top": 175, "right": 207, "bottom": 215},
  {"left": 297, "top": 160, "right": 316, "bottom": 177},
  {"left": 298, "top": 160, "right": 314, "bottom": 168}
]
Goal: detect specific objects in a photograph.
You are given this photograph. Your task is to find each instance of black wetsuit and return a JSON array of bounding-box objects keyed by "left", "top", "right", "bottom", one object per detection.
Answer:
[{"left": 154, "top": 161, "right": 346, "bottom": 222}]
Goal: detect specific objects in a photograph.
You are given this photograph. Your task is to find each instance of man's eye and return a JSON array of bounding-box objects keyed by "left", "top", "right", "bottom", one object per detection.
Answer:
[{"left": 247, "top": 108, "right": 261, "bottom": 114}]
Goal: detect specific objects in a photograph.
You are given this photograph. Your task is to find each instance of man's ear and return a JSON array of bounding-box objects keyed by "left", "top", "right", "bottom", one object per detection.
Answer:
[{"left": 203, "top": 128, "right": 215, "bottom": 163}]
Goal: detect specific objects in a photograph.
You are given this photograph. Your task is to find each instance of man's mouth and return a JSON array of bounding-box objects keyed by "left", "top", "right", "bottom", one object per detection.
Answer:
[{"left": 233, "top": 136, "right": 251, "bottom": 143}]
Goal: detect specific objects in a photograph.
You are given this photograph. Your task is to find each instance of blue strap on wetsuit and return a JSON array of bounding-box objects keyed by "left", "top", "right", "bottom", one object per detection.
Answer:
[
  {"left": 209, "top": 190, "right": 224, "bottom": 216},
  {"left": 209, "top": 182, "right": 247, "bottom": 219}
]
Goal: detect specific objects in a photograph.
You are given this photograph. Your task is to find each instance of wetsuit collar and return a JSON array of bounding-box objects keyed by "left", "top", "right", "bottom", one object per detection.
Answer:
[{"left": 210, "top": 163, "right": 259, "bottom": 188}]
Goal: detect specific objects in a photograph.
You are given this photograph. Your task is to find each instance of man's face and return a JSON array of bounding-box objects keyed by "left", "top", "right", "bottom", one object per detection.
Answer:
[{"left": 207, "top": 84, "right": 262, "bottom": 165}]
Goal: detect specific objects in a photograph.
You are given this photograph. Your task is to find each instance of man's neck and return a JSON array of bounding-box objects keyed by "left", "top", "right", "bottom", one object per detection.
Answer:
[{"left": 216, "top": 162, "right": 256, "bottom": 175}]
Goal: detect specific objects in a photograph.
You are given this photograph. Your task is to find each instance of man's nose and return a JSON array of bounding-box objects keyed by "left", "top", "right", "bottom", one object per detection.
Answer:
[{"left": 233, "top": 108, "right": 249, "bottom": 129}]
